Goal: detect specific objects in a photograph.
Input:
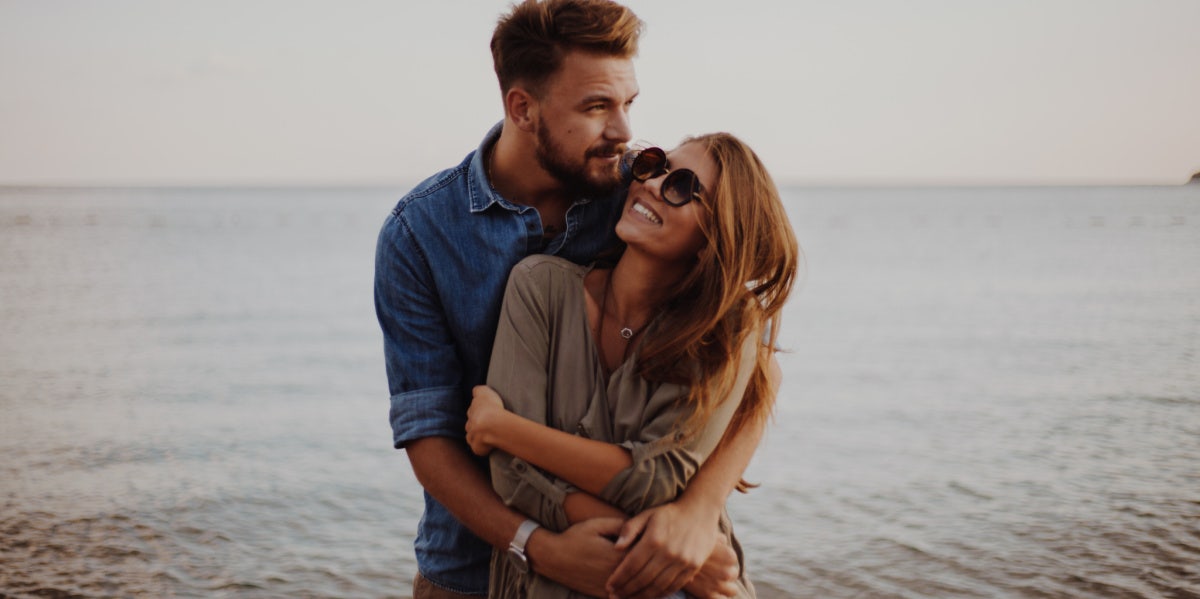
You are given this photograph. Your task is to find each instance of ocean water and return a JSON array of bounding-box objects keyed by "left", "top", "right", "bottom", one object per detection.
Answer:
[{"left": 1, "top": 185, "right": 1197, "bottom": 598}]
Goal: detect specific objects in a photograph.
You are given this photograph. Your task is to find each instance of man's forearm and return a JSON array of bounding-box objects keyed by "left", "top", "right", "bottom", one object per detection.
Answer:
[
  {"left": 405, "top": 436, "right": 526, "bottom": 549},
  {"left": 677, "top": 351, "right": 777, "bottom": 515},
  {"left": 676, "top": 414, "right": 766, "bottom": 514},
  {"left": 407, "top": 437, "right": 628, "bottom": 594}
]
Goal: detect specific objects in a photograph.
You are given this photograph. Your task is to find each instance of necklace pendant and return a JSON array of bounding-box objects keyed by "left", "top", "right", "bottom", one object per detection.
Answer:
[{"left": 619, "top": 327, "right": 634, "bottom": 340}]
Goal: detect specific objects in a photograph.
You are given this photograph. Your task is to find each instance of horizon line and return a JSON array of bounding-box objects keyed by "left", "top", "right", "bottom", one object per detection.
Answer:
[{"left": 1, "top": 176, "right": 1195, "bottom": 191}]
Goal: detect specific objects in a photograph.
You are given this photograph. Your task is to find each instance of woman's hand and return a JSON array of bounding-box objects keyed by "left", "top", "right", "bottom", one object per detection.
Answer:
[
  {"left": 606, "top": 501, "right": 725, "bottom": 599},
  {"left": 465, "top": 385, "right": 507, "bottom": 456}
]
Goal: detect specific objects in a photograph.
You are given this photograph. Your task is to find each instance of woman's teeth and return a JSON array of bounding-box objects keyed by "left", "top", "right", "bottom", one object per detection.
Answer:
[{"left": 633, "top": 202, "right": 661, "bottom": 224}]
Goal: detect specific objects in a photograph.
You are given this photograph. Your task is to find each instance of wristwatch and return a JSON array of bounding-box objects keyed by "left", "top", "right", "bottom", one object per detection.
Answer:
[{"left": 507, "top": 519, "right": 541, "bottom": 573}]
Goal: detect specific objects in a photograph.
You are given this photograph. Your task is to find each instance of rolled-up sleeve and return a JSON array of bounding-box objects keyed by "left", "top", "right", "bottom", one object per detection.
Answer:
[
  {"left": 486, "top": 262, "right": 575, "bottom": 529},
  {"left": 490, "top": 453, "right": 575, "bottom": 532},
  {"left": 375, "top": 211, "right": 467, "bottom": 448},
  {"left": 600, "top": 332, "right": 761, "bottom": 514}
]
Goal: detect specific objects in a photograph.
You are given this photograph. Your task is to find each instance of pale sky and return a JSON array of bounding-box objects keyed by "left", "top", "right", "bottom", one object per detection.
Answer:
[{"left": 1, "top": 0, "right": 1198, "bottom": 187}]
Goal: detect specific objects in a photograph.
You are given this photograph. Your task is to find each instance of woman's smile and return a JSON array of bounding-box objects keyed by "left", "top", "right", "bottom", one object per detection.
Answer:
[{"left": 631, "top": 200, "right": 662, "bottom": 225}]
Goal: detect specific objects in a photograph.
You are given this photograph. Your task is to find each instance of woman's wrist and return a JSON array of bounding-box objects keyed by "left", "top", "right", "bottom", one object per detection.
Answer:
[{"left": 483, "top": 409, "right": 515, "bottom": 454}]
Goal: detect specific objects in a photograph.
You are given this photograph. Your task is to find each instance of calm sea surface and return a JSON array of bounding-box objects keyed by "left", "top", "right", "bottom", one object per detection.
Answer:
[{"left": 1, "top": 186, "right": 1197, "bottom": 598}]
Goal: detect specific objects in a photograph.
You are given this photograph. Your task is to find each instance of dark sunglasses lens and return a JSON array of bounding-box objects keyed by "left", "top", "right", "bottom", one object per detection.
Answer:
[
  {"left": 662, "top": 170, "right": 700, "bottom": 206},
  {"left": 632, "top": 148, "right": 666, "bottom": 181}
]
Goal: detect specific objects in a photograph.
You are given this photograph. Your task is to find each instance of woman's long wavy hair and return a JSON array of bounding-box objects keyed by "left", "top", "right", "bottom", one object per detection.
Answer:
[{"left": 636, "top": 133, "right": 801, "bottom": 445}]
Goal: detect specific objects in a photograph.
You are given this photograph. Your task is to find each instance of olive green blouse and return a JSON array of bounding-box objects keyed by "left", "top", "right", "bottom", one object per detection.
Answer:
[{"left": 485, "top": 255, "right": 757, "bottom": 598}]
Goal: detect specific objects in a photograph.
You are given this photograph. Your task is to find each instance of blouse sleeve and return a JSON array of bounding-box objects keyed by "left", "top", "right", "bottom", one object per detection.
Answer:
[
  {"left": 485, "top": 260, "right": 575, "bottom": 532},
  {"left": 599, "top": 330, "right": 761, "bottom": 515}
]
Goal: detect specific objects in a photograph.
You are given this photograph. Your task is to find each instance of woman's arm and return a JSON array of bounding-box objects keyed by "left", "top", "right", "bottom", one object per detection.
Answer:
[
  {"left": 474, "top": 393, "right": 739, "bottom": 596},
  {"left": 468, "top": 385, "right": 632, "bottom": 496},
  {"left": 472, "top": 327, "right": 764, "bottom": 516},
  {"left": 481, "top": 260, "right": 629, "bottom": 594},
  {"left": 599, "top": 331, "right": 762, "bottom": 515},
  {"left": 481, "top": 260, "right": 632, "bottom": 531},
  {"left": 481, "top": 259, "right": 764, "bottom": 597},
  {"left": 564, "top": 491, "right": 627, "bottom": 522}
]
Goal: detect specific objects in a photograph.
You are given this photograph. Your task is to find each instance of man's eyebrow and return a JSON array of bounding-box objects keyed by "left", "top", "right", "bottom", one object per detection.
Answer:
[
  {"left": 579, "top": 91, "right": 638, "bottom": 106},
  {"left": 579, "top": 94, "right": 615, "bottom": 105}
]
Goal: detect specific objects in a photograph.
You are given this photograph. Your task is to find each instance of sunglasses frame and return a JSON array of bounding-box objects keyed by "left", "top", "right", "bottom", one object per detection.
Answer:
[{"left": 630, "top": 147, "right": 704, "bottom": 207}]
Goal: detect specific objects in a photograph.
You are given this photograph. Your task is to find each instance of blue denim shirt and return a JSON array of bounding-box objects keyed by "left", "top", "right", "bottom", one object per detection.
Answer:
[{"left": 374, "top": 123, "right": 622, "bottom": 594}]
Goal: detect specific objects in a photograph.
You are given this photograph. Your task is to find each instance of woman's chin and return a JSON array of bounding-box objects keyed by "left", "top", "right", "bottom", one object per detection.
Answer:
[{"left": 613, "top": 219, "right": 649, "bottom": 247}]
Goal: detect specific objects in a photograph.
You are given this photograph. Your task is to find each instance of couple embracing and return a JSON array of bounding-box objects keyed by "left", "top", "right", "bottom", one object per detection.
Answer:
[{"left": 374, "top": 1, "right": 799, "bottom": 598}]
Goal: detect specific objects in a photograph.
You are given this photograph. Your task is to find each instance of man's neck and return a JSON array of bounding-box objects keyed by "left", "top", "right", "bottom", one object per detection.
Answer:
[{"left": 488, "top": 125, "right": 573, "bottom": 211}]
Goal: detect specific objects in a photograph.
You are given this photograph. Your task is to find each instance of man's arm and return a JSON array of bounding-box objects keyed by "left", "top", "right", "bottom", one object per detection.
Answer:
[
  {"left": 408, "top": 438, "right": 627, "bottom": 596},
  {"left": 561, "top": 483, "right": 741, "bottom": 599},
  {"left": 607, "top": 416, "right": 765, "bottom": 599},
  {"left": 405, "top": 437, "right": 529, "bottom": 549},
  {"left": 376, "top": 218, "right": 622, "bottom": 595},
  {"left": 477, "top": 329, "right": 767, "bottom": 598},
  {"left": 605, "top": 352, "right": 780, "bottom": 599}
]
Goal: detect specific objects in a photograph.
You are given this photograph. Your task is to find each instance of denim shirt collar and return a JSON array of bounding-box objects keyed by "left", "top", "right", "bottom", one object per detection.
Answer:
[{"left": 468, "top": 121, "right": 594, "bottom": 214}]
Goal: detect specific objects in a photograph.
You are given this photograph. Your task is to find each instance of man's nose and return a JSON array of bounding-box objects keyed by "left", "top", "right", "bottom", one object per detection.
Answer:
[{"left": 605, "top": 107, "right": 633, "bottom": 143}]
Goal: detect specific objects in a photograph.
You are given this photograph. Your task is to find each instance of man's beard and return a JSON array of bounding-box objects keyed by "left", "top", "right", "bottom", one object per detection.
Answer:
[{"left": 535, "top": 117, "right": 624, "bottom": 199}]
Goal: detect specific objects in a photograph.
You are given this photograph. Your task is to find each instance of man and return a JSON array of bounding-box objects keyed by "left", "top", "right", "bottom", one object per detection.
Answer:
[{"left": 375, "top": 1, "right": 767, "bottom": 597}]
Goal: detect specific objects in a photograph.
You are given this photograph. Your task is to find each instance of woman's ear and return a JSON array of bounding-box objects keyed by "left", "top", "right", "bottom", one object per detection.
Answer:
[{"left": 505, "top": 87, "right": 538, "bottom": 133}]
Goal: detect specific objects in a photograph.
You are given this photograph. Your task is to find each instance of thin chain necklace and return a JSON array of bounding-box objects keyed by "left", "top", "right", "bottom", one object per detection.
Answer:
[{"left": 598, "top": 271, "right": 651, "bottom": 344}]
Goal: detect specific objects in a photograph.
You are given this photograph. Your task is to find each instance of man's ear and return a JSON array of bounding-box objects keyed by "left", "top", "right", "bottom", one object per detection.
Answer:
[{"left": 505, "top": 86, "right": 538, "bottom": 133}]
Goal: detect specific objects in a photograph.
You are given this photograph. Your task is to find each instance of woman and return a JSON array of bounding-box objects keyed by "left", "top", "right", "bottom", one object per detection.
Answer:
[{"left": 465, "top": 133, "right": 799, "bottom": 598}]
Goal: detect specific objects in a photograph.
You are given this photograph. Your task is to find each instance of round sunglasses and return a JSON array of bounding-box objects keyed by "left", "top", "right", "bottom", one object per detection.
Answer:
[{"left": 630, "top": 147, "right": 705, "bottom": 207}]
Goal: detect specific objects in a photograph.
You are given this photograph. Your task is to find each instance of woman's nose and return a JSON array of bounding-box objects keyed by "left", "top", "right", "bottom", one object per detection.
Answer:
[{"left": 641, "top": 170, "right": 666, "bottom": 199}]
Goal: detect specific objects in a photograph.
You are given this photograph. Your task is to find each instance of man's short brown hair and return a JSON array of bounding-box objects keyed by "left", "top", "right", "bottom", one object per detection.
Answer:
[{"left": 491, "top": 0, "right": 643, "bottom": 97}]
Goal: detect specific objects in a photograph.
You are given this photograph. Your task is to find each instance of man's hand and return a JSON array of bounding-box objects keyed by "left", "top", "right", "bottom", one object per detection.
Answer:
[
  {"left": 527, "top": 517, "right": 626, "bottom": 597},
  {"left": 605, "top": 502, "right": 724, "bottom": 599},
  {"left": 683, "top": 534, "right": 740, "bottom": 599}
]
